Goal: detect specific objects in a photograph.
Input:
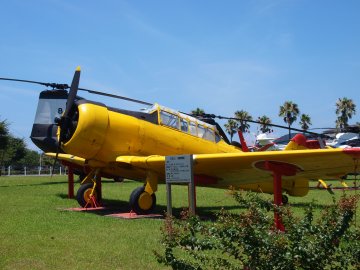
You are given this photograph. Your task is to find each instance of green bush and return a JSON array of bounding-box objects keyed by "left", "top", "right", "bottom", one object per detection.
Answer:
[{"left": 155, "top": 191, "right": 360, "bottom": 270}]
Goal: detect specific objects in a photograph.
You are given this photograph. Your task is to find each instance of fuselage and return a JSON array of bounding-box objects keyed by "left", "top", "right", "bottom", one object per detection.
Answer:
[
  {"left": 62, "top": 101, "right": 241, "bottom": 162},
  {"left": 33, "top": 92, "right": 311, "bottom": 197}
]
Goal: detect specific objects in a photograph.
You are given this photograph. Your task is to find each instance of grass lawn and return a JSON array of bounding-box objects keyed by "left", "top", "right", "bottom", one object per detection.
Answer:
[{"left": 0, "top": 175, "right": 359, "bottom": 270}]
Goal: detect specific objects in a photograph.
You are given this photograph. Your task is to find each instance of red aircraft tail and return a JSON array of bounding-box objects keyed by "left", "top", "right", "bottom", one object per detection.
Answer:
[
  {"left": 237, "top": 130, "right": 250, "bottom": 152},
  {"left": 284, "top": 134, "right": 323, "bottom": 150}
]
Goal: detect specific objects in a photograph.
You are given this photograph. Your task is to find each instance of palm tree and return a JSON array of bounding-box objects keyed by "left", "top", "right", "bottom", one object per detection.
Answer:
[
  {"left": 224, "top": 119, "right": 239, "bottom": 142},
  {"left": 190, "top": 108, "right": 205, "bottom": 117},
  {"left": 335, "top": 97, "right": 356, "bottom": 131},
  {"left": 234, "top": 110, "right": 252, "bottom": 132},
  {"left": 299, "top": 114, "right": 312, "bottom": 131},
  {"left": 257, "top": 115, "right": 272, "bottom": 134},
  {"left": 279, "top": 101, "right": 300, "bottom": 138}
]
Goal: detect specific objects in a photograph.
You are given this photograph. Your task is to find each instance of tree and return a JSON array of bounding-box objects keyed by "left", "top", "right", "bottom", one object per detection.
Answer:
[
  {"left": 335, "top": 97, "right": 356, "bottom": 131},
  {"left": 40, "top": 152, "right": 55, "bottom": 166},
  {"left": 0, "top": 118, "right": 10, "bottom": 175},
  {"left": 0, "top": 118, "right": 32, "bottom": 175},
  {"left": 299, "top": 114, "right": 312, "bottom": 131},
  {"left": 2, "top": 137, "right": 27, "bottom": 168},
  {"left": 0, "top": 119, "right": 9, "bottom": 150},
  {"left": 234, "top": 110, "right": 252, "bottom": 132},
  {"left": 224, "top": 119, "right": 239, "bottom": 142},
  {"left": 257, "top": 115, "right": 272, "bottom": 134},
  {"left": 279, "top": 101, "right": 300, "bottom": 138},
  {"left": 190, "top": 108, "right": 205, "bottom": 117},
  {"left": 17, "top": 149, "right": 41, "bottom": 167}
]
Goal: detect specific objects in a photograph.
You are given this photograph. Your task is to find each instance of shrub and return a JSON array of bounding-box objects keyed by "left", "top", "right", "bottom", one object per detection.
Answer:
[{"left": 155, "top": 191, "right": 360, "bottom": 270}]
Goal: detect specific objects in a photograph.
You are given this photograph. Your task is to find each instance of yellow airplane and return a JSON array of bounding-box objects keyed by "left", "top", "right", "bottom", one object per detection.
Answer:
[{"left": 28, "top": 67, "right": 360, "bottom": 214}]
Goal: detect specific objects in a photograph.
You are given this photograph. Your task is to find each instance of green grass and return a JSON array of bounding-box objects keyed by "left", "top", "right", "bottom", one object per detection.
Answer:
[{"left": 0, "top": 176, "right": 359, "bottom": 269}]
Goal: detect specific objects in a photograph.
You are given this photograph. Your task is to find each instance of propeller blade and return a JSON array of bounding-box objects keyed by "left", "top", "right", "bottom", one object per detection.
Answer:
[
  {"left": 0, "top": 77, "right": 69, "bottom": 89},
  {"left": 200, "top": 113, "right": 327, "bottom": 138},
  {"left": 63, "top": 66, "right": 81, "bottom": 118},
  {"left": 78, "top": 87, "right": 152, "bottom": 106},
  {"left": 56, "top": 67, "right": 81, "bottom": 152}
]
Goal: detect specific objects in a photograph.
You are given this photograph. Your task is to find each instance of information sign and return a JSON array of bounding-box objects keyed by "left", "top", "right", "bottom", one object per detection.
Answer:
[
  {"left": 165, "top": 155, "right": 195, "bottom": 216},
  {"left": 165, "top": 155, "right": 193, "bottom": 183}
]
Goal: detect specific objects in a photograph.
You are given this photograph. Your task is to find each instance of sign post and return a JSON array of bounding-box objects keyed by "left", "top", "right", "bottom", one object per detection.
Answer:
[{"left": 165, "top": 155, "right": 195, "bottom": 216}]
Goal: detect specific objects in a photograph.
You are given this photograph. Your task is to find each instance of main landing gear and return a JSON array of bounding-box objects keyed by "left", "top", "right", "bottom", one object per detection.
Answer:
[
  {"left": 76, "top": 168, "right": 101, "bottom": 208},
  {"left": 130, "top": 171, "right": 158, "bottom": 214},
  {"left": 76, "top": 182, "right": 99, "bottom": 207},
  {"left": 129, "top": 186, "right": 156, "bottom": 214},
  {"left": 75, "top": 169, "right": 159, "bottom": 214}
]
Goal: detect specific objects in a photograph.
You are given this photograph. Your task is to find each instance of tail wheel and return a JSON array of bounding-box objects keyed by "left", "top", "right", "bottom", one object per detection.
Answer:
[
  {"left": 113, "top": 177, "right": 124, "bottom": 182},
  {"left": 129, "top": 186, "right": 156, "bottom": 214},
  {"left": 282, "top": 194, "right": 289, "bottom": 205},
  {"left": 76, "top": 182, "right": 98, "bottom": 207}
]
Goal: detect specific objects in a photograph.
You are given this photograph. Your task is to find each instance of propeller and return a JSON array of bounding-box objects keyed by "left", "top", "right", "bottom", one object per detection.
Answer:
[
  {"left": 196, "top": 113, "right": 329, "bottom": 139},
  {"left": 52, "top": 67, "right": 81, "bottom": 175},
  {"left": 0, "top": 71, "right": 334, "bottom": 141},
  {"left": 0, "top": 76, "right": 152, "bottom": 106},
  {"left": 58, "top": 66, "right": 81, "bottom": 144}
]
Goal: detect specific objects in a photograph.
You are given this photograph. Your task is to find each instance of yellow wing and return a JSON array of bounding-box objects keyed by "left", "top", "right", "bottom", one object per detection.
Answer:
[
  {"left": 116, "top": 148, "right": 360, "bottom": 196},
  {"left": 45, "top": 153, "right": 86, "bottom": 166},
  {"left": 46, "top": 148, "right": 359, "bottom": 197},
  {"left": 117, "top": 148, "right": 358, "bottom": 179},
  {"left": 45, "top": 153, "right": 106, "bottom": 168}
]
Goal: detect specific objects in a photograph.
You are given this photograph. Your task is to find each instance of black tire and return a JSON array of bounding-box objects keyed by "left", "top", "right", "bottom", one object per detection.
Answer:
[
  {"left": 76, "top": 182, "right": 97, "bottom": 207},
  {"left": 282, "top": 194, "right": 289, "bottom": 205},
  {"left": 113, "top": 177, "right": 124, "bottom": 182},
  {"left": 129, "top": 186, "right": 156, "bottom": 214}
]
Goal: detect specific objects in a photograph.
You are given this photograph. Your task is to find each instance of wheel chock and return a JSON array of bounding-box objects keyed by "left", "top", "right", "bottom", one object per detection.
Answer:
[{"left": 84, "top": 195, "right": 100, "bottom": 208}]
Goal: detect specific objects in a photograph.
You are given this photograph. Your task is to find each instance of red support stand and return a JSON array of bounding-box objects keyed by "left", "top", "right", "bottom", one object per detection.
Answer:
[
  {"left": 271, "top": 169, "right": 285, "bottom": 232},
  {"left": 96, "top": 175, "right": 102, "bottom": 202},
  {"left": 260, "top": 161, "right": 301, "bottom": 232},
  {"left": 68, "top": 165, "right": 74, "bottom": 199}
]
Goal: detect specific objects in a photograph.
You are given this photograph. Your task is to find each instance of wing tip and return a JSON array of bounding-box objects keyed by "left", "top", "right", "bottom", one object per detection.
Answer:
[{"left": 343, "top": 148, "right": 360, "bottom": 159}]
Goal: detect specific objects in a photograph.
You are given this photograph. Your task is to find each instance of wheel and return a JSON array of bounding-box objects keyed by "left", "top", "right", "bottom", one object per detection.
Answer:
[
  {"left": 282, "top": 194, "right": 289, "bottom": 205},
  {"left": 129, "top": 186, "right": 156, "bottom": 214},
  {"left": 76, "top": 182, "right": 98, "bottom": 207},
  {"left": 113, "top": 177, "right": 124, "bottom": 182}
]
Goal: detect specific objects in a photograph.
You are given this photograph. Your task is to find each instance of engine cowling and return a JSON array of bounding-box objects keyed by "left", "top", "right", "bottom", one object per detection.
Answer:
[{"left": 62, "top": 102, "right": 109, "bottom": 159}]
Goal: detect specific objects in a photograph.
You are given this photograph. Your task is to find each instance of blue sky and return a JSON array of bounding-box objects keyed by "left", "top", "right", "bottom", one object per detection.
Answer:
[{"left": 0, "top": 0, "right": 359, "bottom": 150}]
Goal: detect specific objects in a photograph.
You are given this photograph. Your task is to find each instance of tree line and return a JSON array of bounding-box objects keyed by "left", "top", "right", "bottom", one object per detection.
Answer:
[
  {"left": 193, "top": 97, "right": 358, "bottom": 142},
  {"left": 0, "top": 118, "right": 53, "bottom": 175}
]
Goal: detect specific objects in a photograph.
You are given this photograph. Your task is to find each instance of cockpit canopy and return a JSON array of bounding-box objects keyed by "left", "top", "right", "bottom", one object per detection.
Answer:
[{"left": 144, "top": 104, "right": 222, "bottom": 143}]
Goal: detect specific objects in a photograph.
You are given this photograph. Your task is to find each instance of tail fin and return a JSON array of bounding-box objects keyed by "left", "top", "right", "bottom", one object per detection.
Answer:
[
  {"left": 237, "top": 130, "right": 249, "bottom": 152},
  {"left": 284, "top": 134, "right": 308, "bottom": 150}
]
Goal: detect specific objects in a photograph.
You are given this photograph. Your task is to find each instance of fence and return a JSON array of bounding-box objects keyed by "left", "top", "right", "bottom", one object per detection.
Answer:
[{"left": 0, "top": 165, "right": 67, "bottom": 176}]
